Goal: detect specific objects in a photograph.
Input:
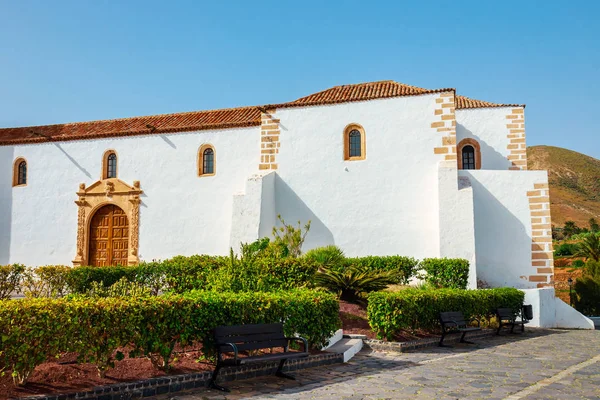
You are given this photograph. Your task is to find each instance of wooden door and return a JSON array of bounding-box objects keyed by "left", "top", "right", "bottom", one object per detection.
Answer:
[{"left": 89, "top": 205, "right": 129, "bottom": 266}]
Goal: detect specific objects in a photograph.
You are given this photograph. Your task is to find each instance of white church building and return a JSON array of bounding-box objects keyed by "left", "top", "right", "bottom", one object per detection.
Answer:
[{"left": 0, "top": 80, "right": 555, "bottom": 290}]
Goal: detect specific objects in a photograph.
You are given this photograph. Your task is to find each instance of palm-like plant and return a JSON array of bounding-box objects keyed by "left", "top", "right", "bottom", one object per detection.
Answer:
[
  {"left": 314, "top": 266, "right": 396, "bottom": 303},
  {"left": 575, "top": 233, "right": 600, "bottom": 261}
]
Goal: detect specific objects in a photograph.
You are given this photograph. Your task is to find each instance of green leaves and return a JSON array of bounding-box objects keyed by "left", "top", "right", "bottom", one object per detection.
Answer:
[
  {"left": 367, "top": 288, "right": 524, "bottom": 340},
  {"left": 420, "top": 258, "right": 470, "bottom": 289},
  {"left": 314, "top": 266, "right": 397, "bottom": 303},
  {"left": 0, "top": 289, "right": 339, "bottom": 386}
]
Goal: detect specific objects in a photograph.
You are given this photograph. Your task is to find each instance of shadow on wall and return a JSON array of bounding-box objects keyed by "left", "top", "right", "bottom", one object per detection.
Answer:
[
  {"left": 469, "top": 178, "right": 532, "bottom": 288},
  {"left": 53, "top": 143, "right": 92, "bottom": 179},
  {"left": 457, "top": 125, "right": 510, "bottom": 170},
  {"left": 273, "top": 174, "right": 334, "bottom": 251},
  {"left": 0, "top": 146, "right": 13, "bottom": 263}
]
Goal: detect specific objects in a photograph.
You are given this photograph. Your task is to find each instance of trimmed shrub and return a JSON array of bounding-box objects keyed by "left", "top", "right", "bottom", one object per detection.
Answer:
[
  {"left": 22, "top": 265, "right": 71, "bottom": 298},
  {"left": 66, "top": 265, "right": 138, "bottom": 293},
  {"left": 343, "top": 256, "right": 418, "bottom": 285},
  {"left": 0, "top": 264, "right": 25, "bottom": 300},
  {"left": 367, "top": 288, "right": 524, "bottom": 340},
  {"left": 554, "top": 243, "right": 577, "bottom": 257},
  {"left": 0, "top": 289, "right": 339, "bottom": 385},
  {"left": 420, "top": 258, "right": 470, "bottom": 289},
  {"left": 314, "top": 266, "right": 396, "bottom": 302}
]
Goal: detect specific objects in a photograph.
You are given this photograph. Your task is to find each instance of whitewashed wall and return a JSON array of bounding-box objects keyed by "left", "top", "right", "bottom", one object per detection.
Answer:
[
  {"left": 273, "top": 95, "right": 442, "bottom": 258},
  {"left": 0, "top": 145, "right": 14, "bottom": 264},
  {"left": 3, "top": 127, "right": 259, "bottom": 265},
  {"left": 456, "top": 108, "right": 513, "bottom": 170},
  {"left": 460, "top": 170, "right": 548, "bottom": 288}
]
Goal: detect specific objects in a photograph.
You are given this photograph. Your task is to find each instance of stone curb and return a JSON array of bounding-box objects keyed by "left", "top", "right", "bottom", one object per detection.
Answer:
[
  {"left": 14, "top": 353, "right": 343, "bottom": 400},
  {"left": 364, "top": 329, "right": 498, "bottom": 352}
]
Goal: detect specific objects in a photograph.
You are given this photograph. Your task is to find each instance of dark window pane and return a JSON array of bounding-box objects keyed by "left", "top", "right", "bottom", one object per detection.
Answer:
[
  {"left": 349, "top": 130, "right": 361, "bottom": 157},
  {"left": 18, "top": 161, "right": 27, "bottom": 185},
  {"left": 107, "top": 153, "right": 117, "bottom": 178},
  {"left": 203, "top": 148, "right": 214, "bottom": 174},
  {"left": 462, "top": 145, "right": 476, "bottom": 170}
]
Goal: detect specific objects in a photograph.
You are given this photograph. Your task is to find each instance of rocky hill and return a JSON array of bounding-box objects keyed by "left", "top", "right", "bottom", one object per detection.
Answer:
[{"left": 528, "top": 145, "right": 600, "bottom": 227}]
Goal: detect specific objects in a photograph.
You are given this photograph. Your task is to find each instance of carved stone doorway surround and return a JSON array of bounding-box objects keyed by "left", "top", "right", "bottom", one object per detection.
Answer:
[{"left": 73, "top": 178, "right": 142, "bottom": 267}]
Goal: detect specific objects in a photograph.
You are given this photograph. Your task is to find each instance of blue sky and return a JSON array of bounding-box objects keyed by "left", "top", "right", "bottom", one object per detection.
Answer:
[{"left": 1, "top": 0, "right": 598, "bottom": 158}]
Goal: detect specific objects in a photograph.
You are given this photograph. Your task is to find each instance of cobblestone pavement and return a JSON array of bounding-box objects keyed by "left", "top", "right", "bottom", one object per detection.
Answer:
[{"left": 161, "top": 329, "right": 600, "bottom": 400}]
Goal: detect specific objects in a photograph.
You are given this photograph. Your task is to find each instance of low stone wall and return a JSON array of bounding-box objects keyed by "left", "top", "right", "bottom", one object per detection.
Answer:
[
  {"left": 364, "top": 329, "right": 497, "bottom": 352},
  {"left": 17, "top": 353, "right": 343, "bottom": 400}
]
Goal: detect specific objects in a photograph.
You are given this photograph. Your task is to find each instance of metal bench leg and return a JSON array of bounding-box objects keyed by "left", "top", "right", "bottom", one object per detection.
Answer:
[
  {"left": 439, "top": 332, "right": 448, "bottom": 347},
  {"left": 496, "top": 322, "right": 503, "bottom": 335},
  {"left": 208, "top": 365, "right": 230, "bottom": 392},
  {"left": 275, "top": 359, "right": 295, "bottom": 380},
  {"left": 460, "top": 332, "right": 475, "bottom": 345}
]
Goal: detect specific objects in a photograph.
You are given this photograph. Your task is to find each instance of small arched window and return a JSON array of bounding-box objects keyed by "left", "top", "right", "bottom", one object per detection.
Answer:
[
  {"left": 457, "top": 138, "right": 482, "bottom": 170},
  {"left": 198, "top": 144, "right": 216, "bottom": 176},
  {"left": 13, "top": 157, "right": 27, "bottom": 187},
  {"left": 343, "top": 124, "right": 366, "bottom": 161},
  {"left": 102, "top": 150, "right": 118, "bottom": 179}
]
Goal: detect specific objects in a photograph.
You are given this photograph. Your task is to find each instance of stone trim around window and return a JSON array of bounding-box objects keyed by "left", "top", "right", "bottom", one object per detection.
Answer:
[
  {"left": 457, "top": 138, "right": 482, "bottom": 170},
  {"left": 101, "top": 149, "right": 118, "bottom": 180},
  {"left": 72, "top": 178, "right": 143, "bottom": 267},
  {"left": 343, "top": 123, "right": 366, "bottom": 161},
  {"left": 198, "top": 144, "right": 216, "bottom": 177},
  {"left": 12, "top": 156, "right": 27, "bottom": 187}
]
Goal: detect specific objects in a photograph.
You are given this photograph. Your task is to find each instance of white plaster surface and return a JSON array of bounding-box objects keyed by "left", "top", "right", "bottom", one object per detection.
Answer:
[
  {"left": 273, "top": 95, "right": 442, "bottom": 258},
  {"left": 456, "top": 107, "right": 515, "bottom": 170},
  {"left": 438, "top": 161, "right": 477, "bottom": 288},
  {"left": 522, "top": 288, "right": 594, "bottom": 329},
  {"left": 2, "top": 127, "right": 259, "bottom": 265},
  {"left": 460, "top": 170, "right": 549, "bottom": 289}
]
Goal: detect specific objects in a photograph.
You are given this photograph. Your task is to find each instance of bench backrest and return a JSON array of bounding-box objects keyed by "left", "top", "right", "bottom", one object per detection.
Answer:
[
  {"left": 439, "top": 311, "right": 467, "bottom": 326},
  {"left": 497, "top": 308, "right": 516, "bottom": 319},
  {"left": 214, "top": 323, "right": 287, "bottom": 352}
]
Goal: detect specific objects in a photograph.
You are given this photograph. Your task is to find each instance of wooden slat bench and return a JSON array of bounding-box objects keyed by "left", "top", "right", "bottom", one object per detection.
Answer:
[
  {"left": 496, "top": 306, "right": 531, "bottom": 334},
  {"left": 209, "top": 323, "right": 309, "bottom": 392},
  {"left": 439, "top": 311, "right": 481, "bottom": 347}
]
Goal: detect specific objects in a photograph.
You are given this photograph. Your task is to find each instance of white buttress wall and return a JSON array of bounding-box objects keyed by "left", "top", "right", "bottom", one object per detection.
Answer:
[
  {"left": 459, "top": 170, "right": 550, "bottom": 288},
  {"left": 5, "top": 127, "right": 259, "bottom": 265},
  {"left": 0, "top": 145, "right": 13, "bottom": 264},
  {"left": 456, "top": 107, "right": 517, "bottom": 170},
  {"left": 273, "top": 94, "right": 443, "bottom": 258}
]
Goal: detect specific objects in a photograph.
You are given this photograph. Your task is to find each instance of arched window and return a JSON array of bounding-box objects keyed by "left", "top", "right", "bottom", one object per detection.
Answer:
[
  {"left": 198, "top": 144, "right": 216, "bottom": 176},
  {"left": 457, "top": 138, "right": 482, "bottom": 170},
  {"left": 343, "top": 123, "right": 366, "bottom": 161},
  {"left": 13, "top": 157, "right": 27, "bottom": 187},
  {"left": 102, "top": 150, "right": 118, "bottom": 179}
]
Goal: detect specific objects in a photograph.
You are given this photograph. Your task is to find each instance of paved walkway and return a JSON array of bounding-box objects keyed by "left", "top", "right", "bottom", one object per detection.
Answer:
[{"left": 161, "top": 329, "right": 600, "bottom": 399}]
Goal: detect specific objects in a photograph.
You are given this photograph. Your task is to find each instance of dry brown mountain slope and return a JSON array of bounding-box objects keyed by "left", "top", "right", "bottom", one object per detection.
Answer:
[{"left": 528, "top": 145, "right": 600, "bottom": 227}]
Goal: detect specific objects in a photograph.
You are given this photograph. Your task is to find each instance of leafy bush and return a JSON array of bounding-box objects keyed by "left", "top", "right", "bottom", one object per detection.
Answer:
[
  {"left": 554, "top": 243, "right": 577, "bottom": 257},
  {"left": 314, "top": 266, "right": 396, "bottom": 303},
  {"left": 573, "top": 276, "right": 600, "bottom": 316},
  {"left": 575, "top": 233, "right": 600, "bottom": 261},
  {"left": 21, "top": 266, "right": 71, "bottom": 298},
  {"left": 67, "top": 265, "right": 138, "bottom": 293},
  {"left": 344, "top": 256, "right": 418, "bottom": 285},
  {"left": 0, "top": 289, "right": 339, "bottom": 385},
  {"left": 0, "top": 264, "right": 25, "bottom": 300},
  {"left": 304, "top": 245, "right": 346, "bottom": 269},
  {"left": 367, "top": 288, "right": 524, "bottom": 340},
  {"left": 419, "top": 258, "right": 470, "bottom": 289},
  {"left": 571, "top": 259, "right": 586, "bottom": 269},
  {"left": 86, "top": 277, "right": 152, "bottom": 298},
  {"left": 272, "top": 215, "right": 311, "bottom": 257}
]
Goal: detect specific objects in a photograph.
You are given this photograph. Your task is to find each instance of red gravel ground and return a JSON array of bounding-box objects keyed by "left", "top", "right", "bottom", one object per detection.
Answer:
[{"left": 339, "top": 300, "right": 436, "bottom": 342}]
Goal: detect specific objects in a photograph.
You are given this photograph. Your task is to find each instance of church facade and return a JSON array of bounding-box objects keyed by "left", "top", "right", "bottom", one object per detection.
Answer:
[{"left": 0, "top": 81, "right": 554, "bottom": 289}]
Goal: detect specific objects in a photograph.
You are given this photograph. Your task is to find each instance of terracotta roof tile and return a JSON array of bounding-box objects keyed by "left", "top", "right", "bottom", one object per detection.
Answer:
[
  {"left": 272, "top": 80, "right": 454, "bottom": 108},
  {"left": 0, "top": 81, "right": 524, "bottom": 145},
  {"left": 0, "top": 106, "right": 262, "bottom": 145},
  {"left": 456, "top": 95, "right": 525, "bottom": 110}
]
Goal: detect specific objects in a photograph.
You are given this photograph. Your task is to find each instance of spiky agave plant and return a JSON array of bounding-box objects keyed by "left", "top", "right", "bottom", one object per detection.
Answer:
[{"left": 313, "top": 266, "right": 396, "bottom": 303}]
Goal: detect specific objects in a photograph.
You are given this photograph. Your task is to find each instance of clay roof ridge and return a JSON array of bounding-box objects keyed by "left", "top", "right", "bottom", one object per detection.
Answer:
[{"left": 456, "top": 94, "right": 526, "bottom": 109}]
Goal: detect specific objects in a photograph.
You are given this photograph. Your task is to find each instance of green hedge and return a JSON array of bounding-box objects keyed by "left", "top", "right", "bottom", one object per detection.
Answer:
[
  {"left": 367, "top": 288, "right": 524, "bottom": 340},
  {"left": 0, "top": 289, "right": 339, "bottom": 385},
  {"left": 339, "top": 256, "right": 418, "bottom": 284},
  {"left": 420, "top": 258, "right": 470, "bottom": 289}
]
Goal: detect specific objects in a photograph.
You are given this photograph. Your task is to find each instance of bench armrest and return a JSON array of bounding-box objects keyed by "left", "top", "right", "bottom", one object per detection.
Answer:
[
  {"left": 469, "top": 317, "right": 481, "bottom": 327},
  {"left": 219, "top": 342, "right": 239, "bottom": 363},
  {"left": 286, "top": 336, "right": 309, "bottom": 352}
]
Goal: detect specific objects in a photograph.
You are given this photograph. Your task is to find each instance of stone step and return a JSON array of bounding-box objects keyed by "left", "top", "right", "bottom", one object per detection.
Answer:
[
  {"left": 322, "top": 329, "right": 344, "bottom": 350},
  {"left": 343, "top": 333, "right": 367, "bottom": 340},
  {"left": 324, "top": 338, "right": 363, "bottom": 362}
]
